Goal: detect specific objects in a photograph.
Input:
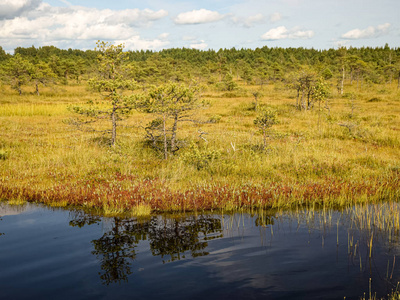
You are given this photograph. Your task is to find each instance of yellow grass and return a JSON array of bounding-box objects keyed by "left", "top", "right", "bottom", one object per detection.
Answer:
[{"left": 0, "top": 81, "right": 399, "bottom": 215}]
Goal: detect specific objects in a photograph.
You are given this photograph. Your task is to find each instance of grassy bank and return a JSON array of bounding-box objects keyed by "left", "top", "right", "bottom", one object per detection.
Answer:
[{"left": 0, "top": 81, "right": 399, "bottom": 216}]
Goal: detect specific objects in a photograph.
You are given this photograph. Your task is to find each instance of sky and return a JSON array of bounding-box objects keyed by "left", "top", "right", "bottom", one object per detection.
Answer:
[{"left": 0, "top": 0, "right": 399, "bottom": 53}]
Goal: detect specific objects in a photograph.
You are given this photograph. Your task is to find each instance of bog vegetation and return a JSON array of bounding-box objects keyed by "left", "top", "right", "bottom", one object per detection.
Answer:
[{"left": 0, "top": 42, "right": 399, "bottom": 216}]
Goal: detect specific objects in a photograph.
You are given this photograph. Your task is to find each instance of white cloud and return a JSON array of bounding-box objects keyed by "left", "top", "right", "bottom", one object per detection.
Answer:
[
  {"left": 174, "top": 9, "right": 224, "bottom": 25},
  {"left": 59, "top": 0, "right": 72, "bottom": 5},
  {"left": 269, "top": 12, "right": 282, "bottom": 23},
  {"left": 104, "top": 8, "right": 168, "bottom": 27},
  {"left": 0, "top": 5, "right": 169, "bottom": 50},
  {"left": 341, "top": 23, "right": 391, "bottom": 39},
  {"left": 0, "top": 0, "right": 41, "bottom": 20},
  {"left": 261, "top": 26, "right": 314, "bottom": 40},
  {"left": 182, "top": 35, "right": 196, "bottom": 41},
  {"left": 158, "top": 33, "right": 170, "bottom": 40},
  {"left": 289, "top": 27, "right": 314, "bottom": 39},
  {"left": 116, "top": 36, "right": 170, "bottom": 51},
  {"left": 231, "top": 13, "right": 265, "bottom": 28},
  {"left": 261, "top": 26, "right": 288, "bottom": 40},
  {"left": 190, "top": 40, "right": 208, "bottom": 50},
  {"left": 0, "top": 17, "right": 43, "bottom": 39}
]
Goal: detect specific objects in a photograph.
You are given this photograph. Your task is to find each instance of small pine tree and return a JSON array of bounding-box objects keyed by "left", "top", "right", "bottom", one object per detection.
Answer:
[
  {"left": 136, "top": 82, "right": 203, "bottom": 159},
  {"left": 3, "top": 54, "right": 33, "bottom": 95},
  {"left": 69, "top": 41, "right": 136, "bottom": 146},
  {"left": 254, "top": 107, "right": 278, "bottom": 150},
  {"left": 30, "top": 61, "right": 56, "bottom": 96}
]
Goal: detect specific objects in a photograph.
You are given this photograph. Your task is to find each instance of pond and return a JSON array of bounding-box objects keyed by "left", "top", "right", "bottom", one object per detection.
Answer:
[{"left": 1, "top": 201, "right": 399, "bottom": 299}]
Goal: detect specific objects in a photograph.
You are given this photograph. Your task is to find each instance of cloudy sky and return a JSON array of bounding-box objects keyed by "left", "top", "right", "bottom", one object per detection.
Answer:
[{"left": 0, "top": 0, "right": 399, "bottom": 53}]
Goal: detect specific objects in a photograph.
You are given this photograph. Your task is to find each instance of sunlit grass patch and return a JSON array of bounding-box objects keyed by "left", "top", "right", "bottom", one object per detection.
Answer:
[
  {"left": 129, "top": 203, "right": 152, "bottom": 217},
  {"left": 5, "top": 198, "right": 25, "bottom": 206},
  {"left": 0, "top": 81, "right": 399, "bottom": 214},
  {"left": 0, "top": 103, "right": 68, "bottom": 116}
]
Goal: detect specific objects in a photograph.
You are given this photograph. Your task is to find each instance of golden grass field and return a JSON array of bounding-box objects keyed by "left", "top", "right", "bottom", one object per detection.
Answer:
[{"left": 0, "top": 80, "right": 399, "bottom": 216}]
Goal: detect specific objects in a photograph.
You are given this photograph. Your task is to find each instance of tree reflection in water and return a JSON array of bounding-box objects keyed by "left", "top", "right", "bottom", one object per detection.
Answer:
[
  {"left": 69, "top": 211, "right": 101, "bottom": 228},
  {"left": 91, "top": 218, "right": 138, "bottom": 285},
  {"left": 147, "top": 216, "right": 223, "bottom": 262},
  {"left": 69, "top": 213, "right": 223, "bottom": 285}
]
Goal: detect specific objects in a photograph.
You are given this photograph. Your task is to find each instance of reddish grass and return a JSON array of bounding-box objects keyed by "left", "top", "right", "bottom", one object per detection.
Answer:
[{"left": 1, "top": 172, "right": 399, "bottom": 213}]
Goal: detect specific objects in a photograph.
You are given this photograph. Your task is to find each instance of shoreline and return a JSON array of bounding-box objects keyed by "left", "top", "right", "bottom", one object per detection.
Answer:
[{"left": 1, "top": 173, "right": 399, "bottom": 217}]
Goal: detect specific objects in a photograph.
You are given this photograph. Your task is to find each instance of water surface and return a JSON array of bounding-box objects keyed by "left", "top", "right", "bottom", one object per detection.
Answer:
[{"left": 1, "top": 202, "right": 399, "bottom": 299}]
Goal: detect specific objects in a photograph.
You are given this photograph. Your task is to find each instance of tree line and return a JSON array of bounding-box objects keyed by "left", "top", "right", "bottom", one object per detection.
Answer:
[{"left": 1, "top": 43, "right": 399, "bottom": 92}]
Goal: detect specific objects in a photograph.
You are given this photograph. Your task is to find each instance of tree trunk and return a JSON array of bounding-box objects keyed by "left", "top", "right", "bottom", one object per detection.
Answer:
[
  {"left": 171, "top": 113, "right": 178, "bottom": 153},
  {"left": 111, "top": 105, "right": 117, "bottom": 146},
  {"left": 262, "top": 126, "right": 267, "bottom": 150},
  {"left": 360, "top": 72, "right": 363, "bottom": 90},
  {"left": 36, "top": 82, "right": 40, "bottom": 96},
  {"left": 341, "top": 65, "right": 345, "bottom": 95},
  {"left": 318, "top": 99, "right": 321, "bottom": 131},
  {"left": 350, "top": 68, "right": 353, "bottom": 85},
  {"left": 398, "top": 71, "right": 400, "bottom": 90},
  {"left": 163, "top": 114, "right": 168, "bottom": 160},
  {"left": 356, "top": 72, "right": 359, "bottom": 90},
  {"left": 300, "top": 90, "right": 305, "bottom": 111}
]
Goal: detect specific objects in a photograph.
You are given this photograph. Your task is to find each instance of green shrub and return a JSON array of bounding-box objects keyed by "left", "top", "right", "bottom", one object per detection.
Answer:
[
  {"left": 0, "top": 149, "right": 9, "bottom": 160},
  {"left": 208, "top": 114, "right": 222, "bottom": 123},
  {"left": 180, "top": 143, "right": 221, "bottom": 171},
  {"left": 367, "top": 97, "right": 382, "bottom": 102}
]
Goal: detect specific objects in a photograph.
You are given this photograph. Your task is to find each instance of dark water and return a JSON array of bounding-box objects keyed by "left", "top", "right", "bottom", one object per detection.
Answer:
[{"left": 1, "top": 202, "right": 399, "bottom": 300}]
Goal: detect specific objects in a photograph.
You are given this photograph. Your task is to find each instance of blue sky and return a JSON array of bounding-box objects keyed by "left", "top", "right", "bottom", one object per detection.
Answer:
[{"left": 0, "top": 0, "right": 399, "bottom": 53}]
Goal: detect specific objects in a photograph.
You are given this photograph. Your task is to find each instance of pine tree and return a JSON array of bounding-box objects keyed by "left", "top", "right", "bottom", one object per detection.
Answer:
[
  {"left": 254, "top": 107, "right": 278, "bottom": 150},
  {"left": 69, "top": 41, "right": 136, "bottom": 146},
  {"left": 3, "top": 54, "right": 33, "bottom": 95},
  {"left": 136, "top": 82, "right": 203, "bottom": 159}
]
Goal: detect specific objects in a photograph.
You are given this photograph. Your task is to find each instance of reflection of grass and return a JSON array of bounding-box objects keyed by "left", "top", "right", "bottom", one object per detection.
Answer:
[
  {"left": 267, "top": 202, "right": 400, "bottom": 234},
  {"left": 253, "top": 204, "right": 400, "bottom": 300},
  {"left": 0, "top": 82, "right": 399, "bottom": 215},
  {"left": 350, "top": 203, "right": 400, "bottom": 233},
  {"left": 360, "top": 282, "right": 400, "bottom": 300},
  {"left": 388, "top": 289, "right": 400, "bottom": 300}
]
